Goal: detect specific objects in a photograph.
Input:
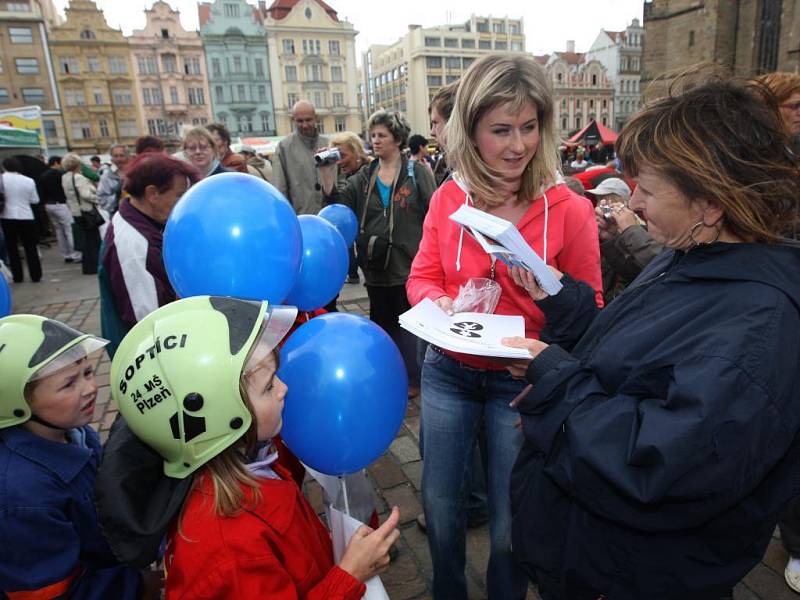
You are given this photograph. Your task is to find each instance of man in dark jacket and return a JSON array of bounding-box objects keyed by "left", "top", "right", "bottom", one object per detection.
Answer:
[{"left": 37, "top": 156, "right": 81, "bottom": 263}]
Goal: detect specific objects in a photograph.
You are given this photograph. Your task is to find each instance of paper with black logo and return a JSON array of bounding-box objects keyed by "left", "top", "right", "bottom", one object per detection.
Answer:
[{"left": 399, "top": 298, "right": 531, "bottom": 359}]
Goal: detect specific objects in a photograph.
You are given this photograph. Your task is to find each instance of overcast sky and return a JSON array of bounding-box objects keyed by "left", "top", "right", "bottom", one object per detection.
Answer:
[{"left": 52, "top": 0, "right": 643, "bottom": 58}]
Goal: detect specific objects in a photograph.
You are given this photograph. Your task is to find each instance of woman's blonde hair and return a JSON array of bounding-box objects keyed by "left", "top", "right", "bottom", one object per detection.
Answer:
[
  {"left": 182, "top": 126, "right": 215, "bottom": 149},
  {"left": 444, "top": 54, "right": 559, "bottom": 206},
  {"left": 331, "top": 131, "right": 369, "bottom": 164},
  {"left": 61, "top": 153, "right": 83, "bottom": 172}
]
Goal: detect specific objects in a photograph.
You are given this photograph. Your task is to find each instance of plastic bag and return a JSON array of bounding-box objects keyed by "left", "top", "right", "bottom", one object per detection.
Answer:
[{"left": 452, "top": 277, "right": 502, "bottom": 314}]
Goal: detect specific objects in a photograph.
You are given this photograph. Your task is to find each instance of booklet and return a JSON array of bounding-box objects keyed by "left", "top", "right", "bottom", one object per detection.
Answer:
[
  {"left": 449, "top": 204, "right": 563, "bottom": 296},
  {"left": 399, "top": 298, "right": 532, "bottom": 359}
]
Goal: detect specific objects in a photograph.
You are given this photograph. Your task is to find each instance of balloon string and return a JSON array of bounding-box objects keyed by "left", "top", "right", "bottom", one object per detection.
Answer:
[{"left": 341, "top": 476, "right": 350, "bottom": 516}]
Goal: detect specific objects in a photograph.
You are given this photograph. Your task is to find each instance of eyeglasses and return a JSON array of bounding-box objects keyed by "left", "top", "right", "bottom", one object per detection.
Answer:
[
  {"left": 185, "top": 144, "right": 211, "bottom": 152},
  {"left": 780, "top": 101, "right": 800, "bottom": 112}
]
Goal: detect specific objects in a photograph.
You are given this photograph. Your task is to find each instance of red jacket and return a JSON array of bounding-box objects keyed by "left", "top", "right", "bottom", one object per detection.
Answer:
[
  {"left": 407, "top": 180, "right": 603, "bottom": 370},
  {"left": 164, "top": 464, "right": 365, "bottom": 600}
]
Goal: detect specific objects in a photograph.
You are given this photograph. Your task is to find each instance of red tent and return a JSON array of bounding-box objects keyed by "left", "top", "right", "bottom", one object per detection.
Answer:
[{"left": 567, "top": 120, "right": 618, "bottom": 146}]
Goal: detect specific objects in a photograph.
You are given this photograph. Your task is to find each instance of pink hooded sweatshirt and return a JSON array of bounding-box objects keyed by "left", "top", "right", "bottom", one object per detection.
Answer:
[{"left": 406, "top": 178, "right": 603, "bottom": 370}]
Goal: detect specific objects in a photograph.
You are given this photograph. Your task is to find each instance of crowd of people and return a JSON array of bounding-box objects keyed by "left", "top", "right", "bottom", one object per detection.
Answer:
[{"left": 0, "top": 55, "right": 799, "bottom": 600}]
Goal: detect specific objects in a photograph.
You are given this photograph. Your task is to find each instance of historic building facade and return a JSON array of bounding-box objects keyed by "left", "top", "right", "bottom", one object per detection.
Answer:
[
  {"left": 129, "top": 0, "right": 212, "bottom": 145},
  {"left": 263, "top": 0, "right": 360, "bottom": 136},
  {"left": 362, "top": 15, "right": 526, "bottom": 135},
  {"left": 199, "top": 0, "right": 276, "bottom": 137},
  {"left": 49, "top": 0, "right": 141, "bottom": 153}
]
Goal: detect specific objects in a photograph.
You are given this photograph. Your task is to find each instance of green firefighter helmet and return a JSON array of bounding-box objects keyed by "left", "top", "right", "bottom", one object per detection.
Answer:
[
  {"left": 110, "top": 295, "right": 297, "bottom": 479},
  {"left": 0, "top": 315, "right": 108, "bottom": 429}
]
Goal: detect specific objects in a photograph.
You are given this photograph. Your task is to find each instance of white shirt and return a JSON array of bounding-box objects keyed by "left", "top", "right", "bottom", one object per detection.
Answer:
[
  {"left": 0, "top": 171, "right": 40, "bottom": 220},
  {"left": 570, "top": 159, "right": 588, "bottom": 169}
]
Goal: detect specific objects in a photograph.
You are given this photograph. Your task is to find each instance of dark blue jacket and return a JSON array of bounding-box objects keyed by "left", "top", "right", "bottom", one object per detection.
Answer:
[
  {"left": 0, "top": 426, "right": 141, "bottom": 599},
  {"left": 512, "top": 243, "right": 800, "bottom": 600}
]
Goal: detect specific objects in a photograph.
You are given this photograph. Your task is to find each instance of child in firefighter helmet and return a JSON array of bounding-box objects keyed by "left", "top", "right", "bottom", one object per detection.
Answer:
[
  {"left": 0, "top": 315, "right": 150, "bottom": 599},
  {"left": 103, "top": 295, "right": 399, "bottom": 598}
]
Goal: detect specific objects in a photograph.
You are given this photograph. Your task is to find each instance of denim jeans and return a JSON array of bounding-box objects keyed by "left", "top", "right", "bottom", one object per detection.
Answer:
[{"left": 421, "top": 346, "right": 528, "bottom": 599}]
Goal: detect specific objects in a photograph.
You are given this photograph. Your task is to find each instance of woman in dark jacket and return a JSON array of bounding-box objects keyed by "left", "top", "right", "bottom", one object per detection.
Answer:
[
  {"left": 503, "top": 78, "right": 800, "bottom": 599},
  {"left": 320, "top": 109, "right": 436, "bottom": 395}
]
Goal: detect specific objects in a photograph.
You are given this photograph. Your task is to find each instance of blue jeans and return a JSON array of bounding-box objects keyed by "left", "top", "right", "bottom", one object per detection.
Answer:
[{"left": 421, "top": 347, "right": 528, "bottom": 599}]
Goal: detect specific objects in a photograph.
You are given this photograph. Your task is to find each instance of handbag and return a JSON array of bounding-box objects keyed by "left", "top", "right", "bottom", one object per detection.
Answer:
[
  {"left": 355, "top": 167, "right": 394, "bottom": 272},
  {"left": 72, "top": 173, "right": 103, "bottom": 230}
]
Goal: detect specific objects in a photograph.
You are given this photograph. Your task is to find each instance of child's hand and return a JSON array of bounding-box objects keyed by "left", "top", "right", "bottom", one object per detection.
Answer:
[{"left": 339, "top": 506, "right": 401, "bottom": 582}]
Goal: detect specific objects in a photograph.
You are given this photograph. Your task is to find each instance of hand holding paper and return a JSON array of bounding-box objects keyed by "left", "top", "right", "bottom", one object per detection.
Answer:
[{"left": 337, "top": 506, "right": 400, "bottom": 583}]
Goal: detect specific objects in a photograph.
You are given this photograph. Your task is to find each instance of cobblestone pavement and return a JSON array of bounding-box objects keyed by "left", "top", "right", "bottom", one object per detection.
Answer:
[{"left": 6, "top": 245, "right": 796, "bottom": 599}]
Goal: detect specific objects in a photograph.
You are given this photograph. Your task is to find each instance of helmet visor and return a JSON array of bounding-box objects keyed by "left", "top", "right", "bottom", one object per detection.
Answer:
[
  {"left": 244, "top": 305, "right": 298, "bottom": 373},
  {"left": 29, "top": 336, "right": 109, "bottom": 382}
]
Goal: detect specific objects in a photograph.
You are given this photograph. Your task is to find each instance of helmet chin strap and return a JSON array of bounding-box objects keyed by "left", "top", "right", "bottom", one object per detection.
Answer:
[{"left": 28, "top": 412, "right": 68, "bottom": 430}]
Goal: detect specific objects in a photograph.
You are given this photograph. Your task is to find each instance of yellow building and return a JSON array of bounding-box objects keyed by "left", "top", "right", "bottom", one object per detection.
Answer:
[
  {"left": 263, "top": 0, "right": 360, "bottom": 136},
  {"left": 49, "top": 0, "right": 142, "bottom": 153},
  {"left": 362, "top": 15, "right": 526, "bottom": 135}
]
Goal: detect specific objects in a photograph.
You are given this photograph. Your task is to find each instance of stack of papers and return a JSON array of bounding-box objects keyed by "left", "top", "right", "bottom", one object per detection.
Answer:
[
  {"left": 399, "top": 298, "right": 532, "bottom": 359},
  {"left": 449, "top": 204, "right": 563, "bottom": 296}
]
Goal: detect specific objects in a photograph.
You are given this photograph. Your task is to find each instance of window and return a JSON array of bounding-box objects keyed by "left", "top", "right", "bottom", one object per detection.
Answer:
[
  {"left": 306, "top": 64, "right": 322, "bottom": 81},
  {"left": 444, "top": 38, "right": 458, "bottom": 48},
  {"left": 0, "top": 88, "right": 8, "bottom": 104},
  {"left": 492, "top": 23, "right": 505, "bottom": 34},
  {"left": 424, "top": 37, "right": 441, "bottom": 47},
  {"left": 561, "top": 117, "right": 567, "bottom": 130},
  {"left": 495, "top": 41, "right": 507, "bottom": 50},
  {"left": 239, "top": 114, "right": 252, "bottom": 132},
  {"left": 285, "top": 65, "right": 297, "bottom": 81},
  {"left": 575, "top": 117, "right": 581, "bottom": 129},
  {"left": 461, "top": 39, "right": 475, "bottom": 49},
  {"left": 236, "top": 84, "right": 246, "bottom": 102},
  {"left": 335, "top": 117, "right": 346, "bottom": 132},
  {"left": 137, "top": 55, "right": 158, "bottom": 75},
  {"left": 215, "top": 85, "right": 223, "bottom": 103},
  {"left": 591, "top": 74, "right": 598, "bottom": 86},
  {"left": 756, "top": 0, "right": 782, "bottom": 73},
  {"left": 255, "top": 58, "right": 264, "bottom": 77},
  {"left": 21, "top": 87, "right": 44, "bottom": 103},
  {"left": 462, "top": 57, "right": 475, "bottom": 69},
  {"left": 688, "top": 30, "right": 695, "bottom": 47},
  {"left": 302, "top": 39, "right": 321, "bottom": 55},
  {"left": 188, "top": 88, "right": 205, "bottom": 105},
  {"left": 313, "top": 91, "right": 325, "bottom": 108},
  {"left": 446, "top": 75, "right": 459, "bottom": 84},
  {"left": 80, "top": 29, "right": 95, "bottom": 39},
  {"left": 223, "top": 3, "right": 239, "bottom": 17},
  {"left": 317, "top": 119, "right": 324, "bottom": 134},
  {"left": 137, "top": 56, "right": 147, "bottom": 74},
  {"left": 211, "top": 58, "right": 221, "bottom": 77},
  {"left": 330, "top": 66, "right": 343, "bottom": 82},
  {"left": 5, "top": 2, "right": 32, "bottom": 12},
  {"left": 426, "top": 56, "right": 442, "bottom": 68},
  {"left": 602, "top": 99, "right": 607, "bottom": 108},
  {"left": 170, "top": 86, "right": 179, "bottom": 104},
  {"left": 589, "top": 99, "right": 595, "bottom": 109},
  {"left": 112, "top": 88, "right": 132, "bottom": 105},
  {"left": 329, "top": 40, "right": 340, "bottom": 56},
  {"left": 476, "top": 21, "right": 489, "bottom": 33},
  {"left": 260, "top": 113, "right": 270, "bottom": 131},
  {"left": 162, "top": 54, "right": 176, "bottom": 73},
  {"left": 510, "top": 23, "right": 520, "bottom": 35},
  {"left": 446, "top": 57, "right": 460, "bottom": 69},
  {"left": 99, "top": 119, "right": 109, "bottom": 138},
  {"left": 511, "top": 41, "right": 524, "bottom": 51},
  {"left": 85, "top": 56, "right": 100, "bottom": 72},
  {"left": 478, "top": 40, "right": 491, "bottom": 49},
  {"left": 283, "top": 39, "right": 295, "bottom": 54},
  {"left": 43, "top": 119, "right": 56, "bottom": 139},
  {"left": 71, "top": 121, "right": 91, "bottom": 139},
  {"left": 64, "top": 89, "right": 85, "bottom": 106},
  {"left": 93, "top": 88, "right": 104, "bottom": 104},
  {"left": 0, "top": 58, "right": 3, "bottom": 73},
  {"left": 9, "top": 26, "right": 33, "bottom": 43},
  {"left": 333, "top": 92, "right": 344, "bottom": 107},
  {"left": 58, "top": 56, "right": 81, "bottom": 73},
  {"left": 232, "top": 56, "right": 242, "bottom": 73},
  {"left": 185, "top": 56, "right": 201, "bottom": 75},
  {"left": 287, "top": 92, "right": 299, "bottom": 106},
  {"left": 427, "top": 75, "right": 442, "bottom": 86},
  {"left": 632, "top": 58, "right": 639, "bottom": 71},
  {"left": 15, "top": 58, "right": 38, "bottom": 74},
  {"left": 119, "top": 120, "right": 137, "bottom": 137},
  {"left": 108, "top": 56, "right": 128, "bottom": 74},
  {"left": 257, "top": 85, "right": 266, "bottom": 102}
]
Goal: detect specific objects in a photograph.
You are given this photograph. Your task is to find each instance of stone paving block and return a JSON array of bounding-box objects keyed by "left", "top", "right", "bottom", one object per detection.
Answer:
[
  {"left": 762, "top": 537, "right": 788, "bottom": 575},
  {"left": 390, "top": 436, "right": 421, "bottom": 464},
  {"left": 382, "top": 547, "right": 429, "bottom": 599},
  {"left": 94, "top": 360, "right": 111, "bottom": 376},
  {"left": 93, "top": 372, "right": 110, "bottom": 388},
  {"left": 402, "top": 461, "right": 422, "bottom": 491},
  {"left": 381, "top": 484, "right": 422, "bottom": 526},
  {"left": 734, "top": 582, "right": 762, "bottom": 600},
  {"left": 101, "top": 410, "right": 118, "bottom": 432},
  {"left": 742, "top": 563, "right": 798, "bottom": 600},
  {"left": 406, "top": 415, "right": 421, "bottom": 442},
  {"left": 400, "top": 521, "right": 433, "bottom": 575},
  {"left": 367, "top": 454, "right": 408, "bottom": 489}
]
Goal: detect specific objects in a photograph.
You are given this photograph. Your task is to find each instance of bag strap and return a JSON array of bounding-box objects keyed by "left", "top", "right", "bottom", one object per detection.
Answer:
[
  {"left": 72, "top": 173, "right": 84, "bottom": 210},
  {"left": 362, "top": 165, "right": 397, "bottom": 246}
]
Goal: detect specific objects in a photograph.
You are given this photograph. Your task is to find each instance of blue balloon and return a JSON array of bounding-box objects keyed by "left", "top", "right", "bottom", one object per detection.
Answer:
[
  {"left": 284, "top": 215, "right": 348, "bottom": 311},
  {"left": 279, "top": 313, "right": 408, "bottom": 475},
  {"left": 0, "top": 276, "right": 10, "bottom": 318},
  {"left": 164, "top": 173, "right": 302, "bottom": 302},
  {"left": 318, "top": 204, "right": 358, "bottom": 246}
]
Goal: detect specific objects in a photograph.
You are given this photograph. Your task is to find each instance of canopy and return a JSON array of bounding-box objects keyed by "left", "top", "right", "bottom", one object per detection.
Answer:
[
  {"left": 567, "top": 120, "right": 618, "bottom": 146},
  {"left": 234, "top": 135, "right": 286, "bottom": 155},
  {"left": 0, "top": 126, "right": 40, "bottom": 149}
]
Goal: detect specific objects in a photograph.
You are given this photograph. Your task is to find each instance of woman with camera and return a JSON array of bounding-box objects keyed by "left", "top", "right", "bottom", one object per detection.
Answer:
[
  {"left": 319, "top": 110, "right": 436, "bottom": 397},
  {"left": 503, "top": 77, "right": 800, "bottom": 600}
]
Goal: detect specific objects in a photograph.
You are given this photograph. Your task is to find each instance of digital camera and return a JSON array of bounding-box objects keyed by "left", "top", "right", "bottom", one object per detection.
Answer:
[{"left": 314, "top": 148, "right": 341, "bottom": 165}]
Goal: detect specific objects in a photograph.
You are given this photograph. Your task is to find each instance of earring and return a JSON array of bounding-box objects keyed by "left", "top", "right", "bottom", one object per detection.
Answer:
[{"left": 689, "top": 221, "right": 721, "bottom": 246}]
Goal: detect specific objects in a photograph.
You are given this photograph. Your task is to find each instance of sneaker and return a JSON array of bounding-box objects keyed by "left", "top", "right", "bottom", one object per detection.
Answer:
[{"left": 785, "top": 556, "right": 800, "bottom": 593}]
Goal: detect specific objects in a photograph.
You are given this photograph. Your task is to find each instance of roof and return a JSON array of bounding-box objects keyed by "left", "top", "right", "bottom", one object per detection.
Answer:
[
  {"left": 533, "top": 54, "right": 549, "bottom": 65},
  {"left": 605, "top": 30, "right": 626, "bottom": 43},
  {"left": 554, "top": 51, "right": 585, "bottom": 65},
  {"left": 266, "top": 0, "right": 339, "bottom": 21},
  {"left": 198, "top": 1, "right": 263, "bottom": 28},
  {"left": 567, "top": 120, "right": 618, "bottom": 145}
]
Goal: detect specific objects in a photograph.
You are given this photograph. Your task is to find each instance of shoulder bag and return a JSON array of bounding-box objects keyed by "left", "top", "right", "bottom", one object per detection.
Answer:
[{"left": 73, "top": 173, "right": 103, "bottom": 230}]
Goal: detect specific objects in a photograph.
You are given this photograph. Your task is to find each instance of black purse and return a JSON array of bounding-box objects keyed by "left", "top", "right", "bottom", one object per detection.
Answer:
[
  {"left": 73, "top": 174, "right": 103, "bottom": 230},
  {"left": 355, "top": 168, "right": 394, "bottom": 272}
]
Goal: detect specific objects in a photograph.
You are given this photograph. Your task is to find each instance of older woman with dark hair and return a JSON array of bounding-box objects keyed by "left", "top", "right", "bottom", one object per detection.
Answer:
[
  {"left": 504, "top": 77, "right": 800, "bottom": 600},
  {"left": 320, "top": 109, "right": 436, "bottom": 397},
  {"left": 100, "top": 153, "right": 199, "bottom": 355}
]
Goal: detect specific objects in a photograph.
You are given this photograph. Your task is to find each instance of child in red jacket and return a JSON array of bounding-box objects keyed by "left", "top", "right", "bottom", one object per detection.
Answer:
[{"left": 98, "top": 296, "right": 399, "bottom": 599}]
